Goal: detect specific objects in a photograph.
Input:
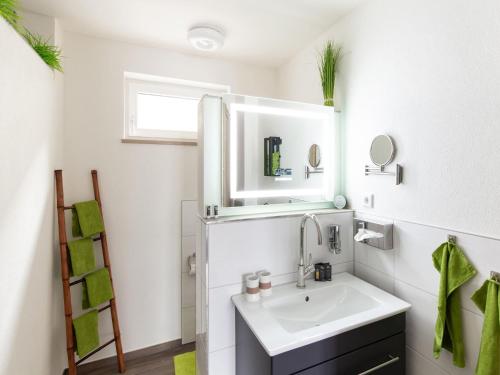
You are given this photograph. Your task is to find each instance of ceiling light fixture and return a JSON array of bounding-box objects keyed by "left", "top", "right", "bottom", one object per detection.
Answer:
[{"left": 188, "top": 25, "right": 225, "bottom": 52}]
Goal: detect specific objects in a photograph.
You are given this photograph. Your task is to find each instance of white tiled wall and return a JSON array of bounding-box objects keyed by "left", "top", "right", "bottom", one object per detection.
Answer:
[
  {"left": 353, "top": 213, "right": 497, "bottom": 375},
  {"left": 197, "top": 211, "right": 354, "bottom": 375},
  {"left": 181, "top": 200, "right": 198, "bottom": 344}
]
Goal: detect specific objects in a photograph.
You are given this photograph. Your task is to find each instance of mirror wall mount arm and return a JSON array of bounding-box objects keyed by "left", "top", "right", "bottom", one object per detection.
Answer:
[
  {"left": 305, "top": 166, "right": 324, "bottom": 179},
  {"left": 364, "top": 164, "right": 403, "bottom": 185}
]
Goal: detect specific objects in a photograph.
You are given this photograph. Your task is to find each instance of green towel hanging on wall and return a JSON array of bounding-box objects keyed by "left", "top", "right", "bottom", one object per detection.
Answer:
[
  {"left": 68, "top": 238, "right": 96, "bottom": 276},
  {"left": 73, "top": 310, "right": 99, "bottom": 358},
  {"left": 471, "top": 279, "right": 500, "bottom": 375},
  {"left": 72, "top": 200, "right": 105, "bottom": 238},
  {"left": 432, "top": 241, "right": 476, "bottom": 367},
  {"left": 82, "top": 267, "right": 114, "bottom": 309}
]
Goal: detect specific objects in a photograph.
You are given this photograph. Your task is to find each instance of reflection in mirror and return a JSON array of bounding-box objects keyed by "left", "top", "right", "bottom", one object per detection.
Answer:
[
  {"left": 221, "top": 94, "right": 335, "bottom": 208},
  {"left": 370, "top": 135, "right": 395, "bottom": 167},
  {"left": 308, "top": 144, "right": 321, "bottom": 168}
]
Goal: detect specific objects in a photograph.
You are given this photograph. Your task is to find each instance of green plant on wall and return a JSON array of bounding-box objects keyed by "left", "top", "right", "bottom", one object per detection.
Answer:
[
  {"left": 23, "top": 30, "right": 63, "bottom": 72},
  {"left": 0, "top": 0, "right": 19, "bottom": 28},
  {"left": 318, "top": 41, "right": 342, "bottom": 107},
  {"left": 0, "top": 0, "right": 63, "bottom": 72}
]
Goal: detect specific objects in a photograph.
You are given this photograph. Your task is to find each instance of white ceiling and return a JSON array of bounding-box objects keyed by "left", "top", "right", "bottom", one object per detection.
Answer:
[{"left": 20, "top": 0, "right": 366, "bottom": 67}]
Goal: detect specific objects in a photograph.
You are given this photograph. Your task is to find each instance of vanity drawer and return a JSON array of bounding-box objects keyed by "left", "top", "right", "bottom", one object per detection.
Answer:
[
  {"left": 271, "top": 313, "right": 405, "bottom": 374},
  {"left": 296, "top": 333, "right": 405, "bottom": 375},
  {"left": 236, "top": 310, "right": 406, "bottom": 375}
]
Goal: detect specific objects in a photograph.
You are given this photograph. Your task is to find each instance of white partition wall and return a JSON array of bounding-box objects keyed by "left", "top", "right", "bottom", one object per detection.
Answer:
[
  {"left": 196, "top": 210, "right": 354, "bottom": 375},
  {"left": 0, "top": 18, "right": 65, "bottom": 375}
]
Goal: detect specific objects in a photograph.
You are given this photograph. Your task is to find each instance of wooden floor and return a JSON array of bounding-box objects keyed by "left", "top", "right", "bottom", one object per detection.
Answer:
[{"left": 76, "top": 341, "right": 195, "bottom": 375}]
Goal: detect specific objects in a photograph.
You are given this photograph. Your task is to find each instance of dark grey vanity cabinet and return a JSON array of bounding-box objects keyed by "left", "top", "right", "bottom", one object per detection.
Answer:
[{"left": 235, "top": 311, "right": 406, "bottom": 375}]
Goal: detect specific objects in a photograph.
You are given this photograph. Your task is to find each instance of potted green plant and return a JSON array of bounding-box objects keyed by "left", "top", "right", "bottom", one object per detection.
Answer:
[
  {"left": 318, "top": 41, "right": 342, "bottom": 107},
  {"left": 23, "top": 29, "right": 63, "bottom": 72}
]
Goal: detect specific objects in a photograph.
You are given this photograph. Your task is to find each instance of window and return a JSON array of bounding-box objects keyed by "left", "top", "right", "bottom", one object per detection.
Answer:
[{"left": 124, "top": 72, "right": 230, "bottom": 144}]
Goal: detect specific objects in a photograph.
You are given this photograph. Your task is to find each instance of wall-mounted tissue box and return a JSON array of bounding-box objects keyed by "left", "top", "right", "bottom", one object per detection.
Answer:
[{"left": 353, "top": 219, "right": 393, "bottom": 250}]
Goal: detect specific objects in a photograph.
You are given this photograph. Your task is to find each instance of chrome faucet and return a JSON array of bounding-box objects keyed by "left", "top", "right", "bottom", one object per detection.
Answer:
[{"left": 297, "top": 213, "right": 323, "bottom": 288}]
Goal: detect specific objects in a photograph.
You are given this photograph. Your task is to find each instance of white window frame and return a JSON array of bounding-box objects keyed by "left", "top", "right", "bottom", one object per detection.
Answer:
[{"left": 123, "top": 72, "right": 230, "bottom": 145}]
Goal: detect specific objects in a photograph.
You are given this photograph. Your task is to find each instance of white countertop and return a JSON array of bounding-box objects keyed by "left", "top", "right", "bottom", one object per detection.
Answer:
[{"left": 232, "top": 272, "right": 411, "bottom": 356}]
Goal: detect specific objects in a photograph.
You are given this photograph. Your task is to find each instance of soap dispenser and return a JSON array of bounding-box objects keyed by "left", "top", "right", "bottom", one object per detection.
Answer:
[{"left": 328, "top": 225, "right": 341, "bottom": 254}]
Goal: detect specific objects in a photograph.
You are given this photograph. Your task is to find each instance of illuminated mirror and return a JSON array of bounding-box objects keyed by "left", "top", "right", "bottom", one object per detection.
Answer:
[{"left": 221, "top": 94, "right": 336, "bottom": 207}]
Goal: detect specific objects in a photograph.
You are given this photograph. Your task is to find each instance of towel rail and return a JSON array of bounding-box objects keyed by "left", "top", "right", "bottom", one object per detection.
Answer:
[
  {"left": 98, "top": 304, "right": 111, "bottom": 313},
  {"left": 61, "top": 238, "right": 101, "bottom": 247},
  {"left": 75, "top": 338, "right": 116, "bottom": 365},
  {"left": 59, "top": 205, "right": 74, "bottom": 210},
  {"left": 69, "top": 278, "right": 84, "bottom": 286}
]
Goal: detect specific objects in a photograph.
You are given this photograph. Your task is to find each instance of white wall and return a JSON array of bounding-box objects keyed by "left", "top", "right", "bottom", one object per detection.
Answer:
[
  {"left": 19, "top": 9, "right": 57, "bottom": 43},
  {"left": 62, "top": 31, "right": 278, "bottom": 360},
  {"left": 278, "top": 0, "right": 500, "bottom": 238},
  {"left": 197, "top": 210, "right": 354, "bottom": 375},
  {"left": 278, "top": 0, "right": 500, "bottom": 374},
  {"left": 0, "top": 17, "right": 65, "bottom": 375}
]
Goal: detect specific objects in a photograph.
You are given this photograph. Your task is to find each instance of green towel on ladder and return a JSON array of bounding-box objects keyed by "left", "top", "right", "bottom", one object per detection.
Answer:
[
  {"left": 82, "top": 268, "right": 114, "bottom": 309},
  {"left": 73, "top": 310, "right": 99, "bottom": 357},
  {"left": 471, "top": 279, "right": 500, "bottom": 375},
  {"left": 72, "top": 200, "right": 105, "bottom": 238},
  {"left": 68, "top": 238, "right": 96, "bottom": 276},
  {"left": 432, "top": 241, "right": 476, "bottom": 367}
]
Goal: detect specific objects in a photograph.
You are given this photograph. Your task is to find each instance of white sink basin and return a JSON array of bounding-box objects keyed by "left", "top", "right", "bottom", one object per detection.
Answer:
[
  {"left": 232, "top": 272, "right": 411, "bottom": 356},
  {"left": 263, "top": 284, "right": 379, "bottom": 333}
]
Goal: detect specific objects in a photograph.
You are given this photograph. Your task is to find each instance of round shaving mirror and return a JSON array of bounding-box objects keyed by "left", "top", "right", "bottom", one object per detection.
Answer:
[{"left": 370, "top": 135, "right": 395, "bottom": 167}]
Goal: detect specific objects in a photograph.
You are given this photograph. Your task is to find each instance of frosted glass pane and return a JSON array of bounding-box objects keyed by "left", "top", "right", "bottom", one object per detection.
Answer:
[{"left": 136, "top": 93, "right": 198, "bottom": 132}]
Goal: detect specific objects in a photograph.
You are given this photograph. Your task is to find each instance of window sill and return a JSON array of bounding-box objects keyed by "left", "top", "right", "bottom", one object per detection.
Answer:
[{"left": 121, "top": 137, "right": 197, "bottom": 146}]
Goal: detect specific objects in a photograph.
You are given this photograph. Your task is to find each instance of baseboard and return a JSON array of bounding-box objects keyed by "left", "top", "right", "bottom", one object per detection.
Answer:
[{"left": 63, "top": 339, "right": 182, "bottom": 374}]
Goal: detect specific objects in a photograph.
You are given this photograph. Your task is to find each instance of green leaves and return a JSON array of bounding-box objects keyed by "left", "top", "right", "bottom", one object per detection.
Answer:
[
  {"left": 0, "top": 0, "right": 63, "bottom": 72},
  {"left": 0, "top": 0, "right": 19, "bottom": 28},
  {"left": 318, "top": 41, "right": 342, "bottom": 107},
  {"left": 23, "top": 29, "right": 63, "bottom": 72}
]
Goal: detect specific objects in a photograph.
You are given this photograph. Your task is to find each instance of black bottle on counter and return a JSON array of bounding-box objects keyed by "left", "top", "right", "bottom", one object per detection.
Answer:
[
  {"left": 314, "top": 262, "right": 332, "bottom": 281},
  {"left": 325, "top": 263, "right": 332, "bottom": 281},
  {"left": 314, "top": 263, "right": 325, "bottom": 281}
]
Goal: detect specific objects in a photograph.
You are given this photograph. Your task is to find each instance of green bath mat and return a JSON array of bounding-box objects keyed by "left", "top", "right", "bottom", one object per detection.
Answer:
[{"left": 173, "top": 351, "right": 195, "bottom": 375}]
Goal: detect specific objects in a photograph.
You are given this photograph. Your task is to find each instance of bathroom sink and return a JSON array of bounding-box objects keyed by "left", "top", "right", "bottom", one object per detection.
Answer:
[
  {"left": 263, "top": 284, "right": 379, "bottom": 333},
  {"left": 232, "top": 272, "right": 411, "bottom": 356}
]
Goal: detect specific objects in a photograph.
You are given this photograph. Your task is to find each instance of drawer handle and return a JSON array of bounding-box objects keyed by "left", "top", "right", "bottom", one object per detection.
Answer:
[{"left": 357, "top": 355, "right": 400, "bottom": 375}]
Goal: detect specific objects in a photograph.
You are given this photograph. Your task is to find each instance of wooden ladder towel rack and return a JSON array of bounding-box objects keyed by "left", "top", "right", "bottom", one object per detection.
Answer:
[{"left": 55, "top": 169, "right": 126, "bottom": 374}]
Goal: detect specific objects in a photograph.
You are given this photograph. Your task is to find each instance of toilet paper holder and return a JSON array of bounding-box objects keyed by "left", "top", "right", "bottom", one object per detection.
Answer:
[
  {"left": 187, "top": 253, "right": 196, "bottom": 276},
  {"left": 354, "top": 219, "right": 393, "bottom": 250}
]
